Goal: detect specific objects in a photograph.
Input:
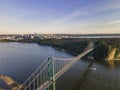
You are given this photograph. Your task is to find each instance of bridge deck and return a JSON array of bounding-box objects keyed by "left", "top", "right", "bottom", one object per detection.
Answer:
[
  {"left": 37, "top": 48, "right": 94, "bottom": 90},
  {"left": 17, "top": 42, "right": 94, "bottom": 90}
]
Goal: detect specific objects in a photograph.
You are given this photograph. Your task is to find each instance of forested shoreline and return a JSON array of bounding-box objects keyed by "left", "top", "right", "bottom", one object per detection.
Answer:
[{"left": 1, "top": 38, "right": 120, "bottom": 60}]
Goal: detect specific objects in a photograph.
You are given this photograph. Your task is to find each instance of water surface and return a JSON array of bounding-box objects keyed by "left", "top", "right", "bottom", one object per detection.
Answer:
[{"left": 0, "top": 42, "right": 120, "bottom": 90}]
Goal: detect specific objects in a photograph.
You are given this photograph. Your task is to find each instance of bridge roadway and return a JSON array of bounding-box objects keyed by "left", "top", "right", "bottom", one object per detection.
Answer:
[{"left": 37, "top": 47, "right": 94, "bottom": 90}]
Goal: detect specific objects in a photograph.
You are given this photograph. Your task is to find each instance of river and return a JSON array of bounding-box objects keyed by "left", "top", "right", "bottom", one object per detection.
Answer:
[{"left": 0, "top": 42, "right": 120, "bottom": 90}]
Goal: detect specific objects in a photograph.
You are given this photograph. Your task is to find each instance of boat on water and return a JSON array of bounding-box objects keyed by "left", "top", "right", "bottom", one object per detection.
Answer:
[
  {"left": 87, "top": 56, "right": 94, "bottom": 60},
  {"left": 88, "top": 67, "right": 96, "bottom": 71}
]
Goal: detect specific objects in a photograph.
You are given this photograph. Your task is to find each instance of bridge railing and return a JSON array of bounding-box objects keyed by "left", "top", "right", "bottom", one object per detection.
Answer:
[
  {"left": 53, "top": 57, "right": 73, "bottom": 74},
  {"left": 17, "top": 57, "right": 73, "bottom": 90},
  {"left": 18, "top": 58, "right": 49, "bottom": 90}
]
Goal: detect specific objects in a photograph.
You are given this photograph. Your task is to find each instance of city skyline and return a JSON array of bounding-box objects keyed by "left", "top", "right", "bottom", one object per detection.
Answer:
[{"left": 0, "top": 0, "right": 120, "bottom": 34}]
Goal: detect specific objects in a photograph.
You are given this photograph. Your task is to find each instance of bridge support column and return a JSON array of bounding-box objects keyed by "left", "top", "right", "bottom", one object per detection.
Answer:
[
  {"left": 47, "top": 57, "right": 56, "bottom": 90},
  {"left": 52, "top": 57, "right": 56, "bottom": 90}
]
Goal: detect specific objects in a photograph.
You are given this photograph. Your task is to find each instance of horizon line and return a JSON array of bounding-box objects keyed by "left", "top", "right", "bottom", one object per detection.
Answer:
[{"left": 0, "top": 33, "right": 120, "bottom": 35}]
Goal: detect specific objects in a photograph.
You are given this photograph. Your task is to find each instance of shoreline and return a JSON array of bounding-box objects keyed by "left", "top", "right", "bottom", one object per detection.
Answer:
[
  {"left": 0, "top": 39, "right": 120, "bottom": 61},
  {"left": 0, "top": 75, "right": 20, "bottom": 90}
]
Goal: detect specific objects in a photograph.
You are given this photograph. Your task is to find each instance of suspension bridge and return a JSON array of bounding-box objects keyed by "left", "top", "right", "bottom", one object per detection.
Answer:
[{"left": 17, "top": 42, "right": 94, "bottom": 90}]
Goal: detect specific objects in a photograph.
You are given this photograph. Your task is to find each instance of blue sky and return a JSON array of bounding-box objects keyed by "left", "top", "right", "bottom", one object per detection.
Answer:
[{"left": 0, "top": 0, "right": 120, "bottom": 34}]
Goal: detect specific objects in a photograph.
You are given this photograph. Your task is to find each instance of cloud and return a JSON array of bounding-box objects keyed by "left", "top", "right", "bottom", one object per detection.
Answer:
[
  {"left": 53, "top": 0, "right": 120, "bottom": 24},
  {"left": 105, "top": 20, "right": 120, "bottom": 25},
  {"left": 103, "top": 0, "right": 120, "bottom": 10},
  {"left": 53, "top": 10, "right": 88, "bottom": 23},
  {"left": 62, "top": 0, "right": 84, "bottom": 9}
]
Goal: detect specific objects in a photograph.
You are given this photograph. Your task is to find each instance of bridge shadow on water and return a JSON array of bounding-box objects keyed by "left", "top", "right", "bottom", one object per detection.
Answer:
[{"left": 72, "top": 60, "right": 94, "bottom": 90}]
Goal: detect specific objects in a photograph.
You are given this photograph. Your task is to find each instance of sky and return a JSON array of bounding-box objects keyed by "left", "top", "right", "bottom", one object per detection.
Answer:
[{"left": 0, "top": 0, "right": 120, "bottom": 34}]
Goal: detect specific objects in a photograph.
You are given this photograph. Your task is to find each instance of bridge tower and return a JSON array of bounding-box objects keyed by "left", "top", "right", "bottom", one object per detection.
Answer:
[{"left": 47, "top": 57, "right": 56, "bottom": 90}]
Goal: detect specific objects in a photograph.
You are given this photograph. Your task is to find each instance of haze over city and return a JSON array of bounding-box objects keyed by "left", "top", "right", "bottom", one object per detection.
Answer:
[{"left": 0, "top": 0, "right": 120, "bottom": 34}]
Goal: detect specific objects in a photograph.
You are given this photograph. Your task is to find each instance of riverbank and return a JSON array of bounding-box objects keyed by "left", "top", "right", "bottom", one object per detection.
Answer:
[{"left": 0, "top": 75, "right": 20, "bottom": 90}]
